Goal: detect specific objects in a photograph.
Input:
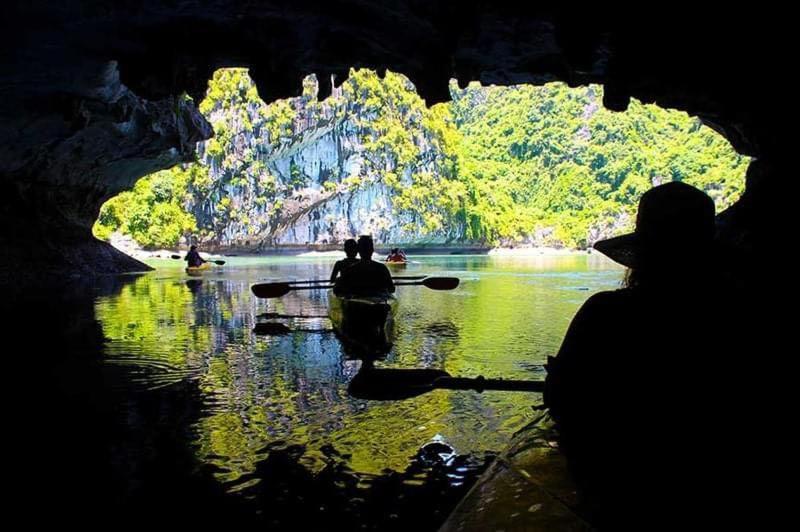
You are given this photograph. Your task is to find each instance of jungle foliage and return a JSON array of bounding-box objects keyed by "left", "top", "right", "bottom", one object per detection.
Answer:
[{"left": 94, "top": 68, "right": 747, "bottom": 249}]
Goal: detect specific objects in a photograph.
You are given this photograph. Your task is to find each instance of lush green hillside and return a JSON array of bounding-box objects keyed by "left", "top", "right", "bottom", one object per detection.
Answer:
[
  {"left": 94, "top": 69, "right": 747, "bottom": 250},
  {"left": 448, "top": 82, "right": 747, "bottom": 247}
]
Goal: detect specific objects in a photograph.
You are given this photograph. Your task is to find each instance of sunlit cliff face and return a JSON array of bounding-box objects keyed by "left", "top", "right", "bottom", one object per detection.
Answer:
[{"left": 93, "top": 68, "right": 747, "bottom": 253}]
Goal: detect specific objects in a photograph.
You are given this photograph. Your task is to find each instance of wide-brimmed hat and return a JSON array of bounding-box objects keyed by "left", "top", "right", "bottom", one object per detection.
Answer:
[{"left": 593, "top": 182, "right": 716, "bottom": 268}]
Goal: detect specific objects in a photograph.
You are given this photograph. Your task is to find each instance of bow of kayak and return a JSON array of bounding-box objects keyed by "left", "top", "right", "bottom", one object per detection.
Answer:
[
  {"left": 440, "top": 415, "right": 591, "bottom": 531},
  {"left": 328, "top": 291, "right": 398, "bottom": 355}
]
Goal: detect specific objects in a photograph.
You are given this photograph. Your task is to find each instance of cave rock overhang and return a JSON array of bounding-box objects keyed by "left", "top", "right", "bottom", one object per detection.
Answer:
[{"left": 0, "top": 2, "right": 786, "bottom": 277}]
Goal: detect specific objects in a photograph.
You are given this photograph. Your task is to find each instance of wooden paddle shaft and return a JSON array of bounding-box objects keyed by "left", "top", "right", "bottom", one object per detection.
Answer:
[
  {"left": 269, "top": 280, "right": 426, "bottom": 290},
  {"left": 288, "top": 275, "right": 427, "bottom": 285},
  {"left": 435, "top": 376, "right": 545, "bottom": 393}
]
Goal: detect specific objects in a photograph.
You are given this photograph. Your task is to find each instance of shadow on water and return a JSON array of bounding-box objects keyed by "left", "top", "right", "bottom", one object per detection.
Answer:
[
  {"left": 2, "top": 273, "right": 491, "bottom": 528},
  {"left": 3, "top": 255, "right": 619, "bottom": 527},
  {"left": 4, "top": 275, "right": 243, "bottom": 525}
]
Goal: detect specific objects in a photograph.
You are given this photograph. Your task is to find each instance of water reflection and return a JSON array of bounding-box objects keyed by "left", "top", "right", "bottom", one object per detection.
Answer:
[{"left": 80, "top": 254, "right": 622, "bottom": 525}]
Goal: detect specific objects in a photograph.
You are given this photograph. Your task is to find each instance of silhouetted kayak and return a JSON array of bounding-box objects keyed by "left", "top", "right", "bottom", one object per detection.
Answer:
[
  {"left": 185, "top": 263, "right": 211, "bottom": 275},
  {"left": 440, "top": 415, "right": 591, "bottom": 531},
  {"left": 328, "top": 291, "right": 397, "bottom": 355}
]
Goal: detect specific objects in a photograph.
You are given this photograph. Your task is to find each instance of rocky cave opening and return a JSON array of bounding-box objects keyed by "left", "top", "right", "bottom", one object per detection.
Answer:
[
  {"left": 91, "top": 67, "right": 749, "bottom": 259},
  {"left": 1, "top": 3, "right": 790, "bottom": 528},
  {"left": 0, "top": 2, "right": 786, "bottom": 285}
]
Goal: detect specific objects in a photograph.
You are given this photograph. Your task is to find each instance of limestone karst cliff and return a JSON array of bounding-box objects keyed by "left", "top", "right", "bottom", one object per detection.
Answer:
[{"left": 95, "top": 69, "right": 747, "bottom": 251}]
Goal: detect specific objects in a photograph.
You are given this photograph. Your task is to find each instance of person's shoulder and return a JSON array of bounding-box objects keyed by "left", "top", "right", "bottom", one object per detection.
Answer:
[
  {"left": 585, "top": 288, "right": 633, "bottom": 304},
  {"left": 579, "top": 288, "right": 637, "bottom": 315}
]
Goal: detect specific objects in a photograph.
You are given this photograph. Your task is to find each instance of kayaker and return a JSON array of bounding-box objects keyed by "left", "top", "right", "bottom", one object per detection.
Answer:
[
  {"left": 329, "top": 239, "right": 359, "bottom": 282},
  {"left": 184, "top": 245, "right": 206, "bottom": 268},
  {"left": 543, "top": 182, "right": 744, "bottom": 527},
  {"left": 335, "top": 235, "right": 395, "bottom": 296},
  {"left": 386, "top": 248, "right": 407, "bottom": 262}
]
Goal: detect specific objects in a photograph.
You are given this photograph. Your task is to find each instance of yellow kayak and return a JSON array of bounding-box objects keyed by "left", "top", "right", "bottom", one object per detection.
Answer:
[{"left": 185, "top": 262, "right": 212, "bottom": 275}]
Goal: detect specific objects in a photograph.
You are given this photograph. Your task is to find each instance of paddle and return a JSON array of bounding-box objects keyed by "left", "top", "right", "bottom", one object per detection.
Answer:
[
  {"left": 171, "top": 254, "right": 226, "bottom": 266},
  {"left": 284, "top": 275, "right": 429, "bottom": 285},
  {"left": 251, "top": 276, "right": 460, "bottom": 299},
  {"left": 256, "top": 312, "right": 328, "bottom": 319},
  {"left": 253, "top": 322, "right": 292, "bottom": 335},
  {"left": 348, "top": 367, "right": 544, "bottom": 401},
  {"left": 396, "top": 277, "right": 460, "bottom": 290},
  {"left": 253, "top": 322, "right": 332, "bottom": 336}
]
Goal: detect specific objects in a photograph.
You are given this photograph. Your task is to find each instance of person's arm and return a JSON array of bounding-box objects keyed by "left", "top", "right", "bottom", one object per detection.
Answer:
[
  {"left": 544, "top": 293, "right": 606, "bottom": 421},
  {"left": 330, "top": 261, "right": 341, "bottom": 283},
  {"left": 382, "top": 265, "right": 396, "bottom": 293},
  {"left": 334, "top": 263, "right": 354, "bottom": 295}
]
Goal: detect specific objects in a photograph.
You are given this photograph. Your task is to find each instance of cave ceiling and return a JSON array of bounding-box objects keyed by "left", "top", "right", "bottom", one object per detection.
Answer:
[
  {"left": 4, "top": 1, "right": 788, "bottom": 160},
  {"left": 0, "top": 1, "right": 788, "bottom": 280}
]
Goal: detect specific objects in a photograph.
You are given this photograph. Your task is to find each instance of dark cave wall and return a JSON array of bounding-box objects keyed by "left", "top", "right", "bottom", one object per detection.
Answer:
[
  {"left": 1, "top": 1, "right": 788, "bottom": 280},
  {"left": 0, "top": 56, "right": 212, "bottom": 280}
]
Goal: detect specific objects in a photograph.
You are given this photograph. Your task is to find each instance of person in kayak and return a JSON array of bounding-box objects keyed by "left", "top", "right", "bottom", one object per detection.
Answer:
[
  {"left": 184, "top": 245, "right": 206, "bottom": 268},
  {"left": 543, "top": 182, "right": 745, "bottom": 527},
  {"left": 335, "top": 235, "right": 395, "bottom": 296},
  {"left": 329, "top": 238, "right": 359, "bottom": 282},
  {"left": 386, "top": 248, "right": 407, "bottom": 262}
]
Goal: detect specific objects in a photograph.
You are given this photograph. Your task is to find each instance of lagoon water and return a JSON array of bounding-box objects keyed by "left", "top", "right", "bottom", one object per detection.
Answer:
[{"left": 29, "top": 254, "right": 622, "bottom": 525}]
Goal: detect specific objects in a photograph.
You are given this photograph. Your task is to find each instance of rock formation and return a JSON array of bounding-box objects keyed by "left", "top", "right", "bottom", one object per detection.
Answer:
[{"left": 1, "top": 1, "right": 787, "bottom": 279}]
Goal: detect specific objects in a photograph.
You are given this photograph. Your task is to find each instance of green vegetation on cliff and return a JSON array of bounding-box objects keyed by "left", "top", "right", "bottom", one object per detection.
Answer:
[
  {"left": 94, "top": 68, "right": 747, "bottom": 249},
  {"left": 94, "top": 166, "right": 197, "bottom": 248},
  {"left": 448, "top": 82, "right": 747, "bottom": 246}
]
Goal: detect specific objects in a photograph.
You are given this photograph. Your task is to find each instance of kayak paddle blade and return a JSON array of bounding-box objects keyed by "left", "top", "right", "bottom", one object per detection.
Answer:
[
  {"left": 347, "top": 368, "right": 450, "bottom": 400},
  {"left": 421, "top": 277, "right": 460, "bottom": 290},
  {"left": 171, "top": 254, "right": 181, "bottom": 260},
  {"left": 213, "top": 259, "right": 226, "bottom": 265},
  {"left": 287, "top": 279, "right": 335, "bottom": 285},
  {"left": 251, "top": 282, "right": 293, "bottom": 298},
  {"left": 253, "top": 322, "right": 292, "bottom": 335},
  {"left": 347, "top": 367, "right": 545, "bottom": 400}
]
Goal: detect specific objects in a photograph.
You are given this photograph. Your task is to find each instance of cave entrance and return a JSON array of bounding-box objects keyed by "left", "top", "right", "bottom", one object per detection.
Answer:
[{"left": 93, "top": 67, "right": 748, "bottom": 254}]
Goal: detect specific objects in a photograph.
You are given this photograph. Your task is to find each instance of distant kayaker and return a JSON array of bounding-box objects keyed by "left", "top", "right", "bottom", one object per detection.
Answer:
[
  {"left": 329, "top": 239, "right": 359, "bottom": 282},
  {"left": 335, "top": 235, "right": 395, "bottom": 296},
  {"left": 386, "top": 248, "right": 407, "bottom": 263},
  {"left": 543, "top": 182, "right": 744, "bottom": 527},
  {"left": 184, "top": 245, "right": 206, "bottom": 268}
]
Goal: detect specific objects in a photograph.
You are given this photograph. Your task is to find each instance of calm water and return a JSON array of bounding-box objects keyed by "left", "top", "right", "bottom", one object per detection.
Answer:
[{"left": 95, "top": 254, "right": 622, "bottom": 486}]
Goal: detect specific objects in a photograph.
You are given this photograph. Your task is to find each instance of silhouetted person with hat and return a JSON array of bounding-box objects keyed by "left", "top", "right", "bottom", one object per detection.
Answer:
[
  {"left": 184, "top": 245, "right": 206, "bottom": 268},
  {"left": 334, "top": 235, "right": 395, "bottom": 296},
  {"left": 544, "top": 182, "right": 744, "bottom": 527},
  {"left": 329, "top": 238, "right": 359, "bottom": 282}
]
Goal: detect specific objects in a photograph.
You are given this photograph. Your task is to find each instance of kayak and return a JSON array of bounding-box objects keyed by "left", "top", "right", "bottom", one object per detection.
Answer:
[
  {"left": 328, "top": 291, "right": 398, "bottom": 355},
  {"left": 440, "top": 414, "right": 591, "bottom": 531},
  {"left": 385, "top": 259, "right": 408, "bottom": 268},
  {"left": 185, "top": 263, "right": 212, "bottom": 275}
]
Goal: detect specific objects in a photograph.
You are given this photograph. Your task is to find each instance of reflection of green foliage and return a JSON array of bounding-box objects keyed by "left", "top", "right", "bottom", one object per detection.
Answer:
[
  {"left": 95, "top": 255, "right": 623, "bottom": 485},
  {"left": 95, "top": 277, "right": 213, "bottom": 368},
  {"left": 95, "top": 67, "right": 747, "bottom": 249}
]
